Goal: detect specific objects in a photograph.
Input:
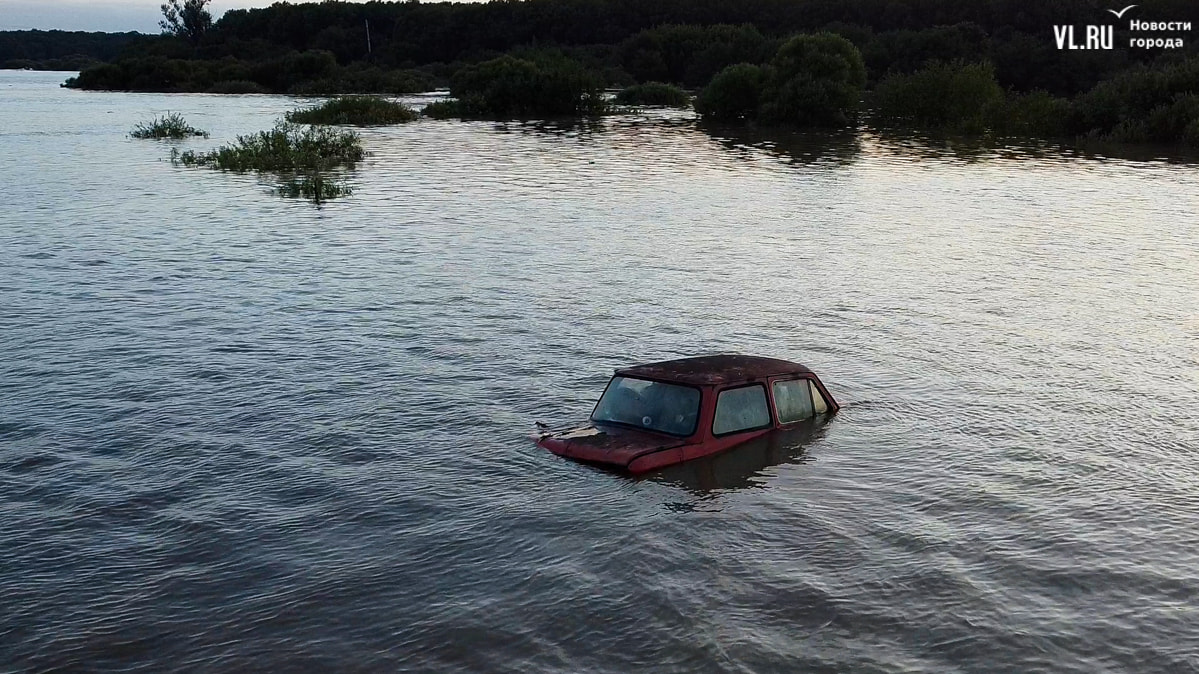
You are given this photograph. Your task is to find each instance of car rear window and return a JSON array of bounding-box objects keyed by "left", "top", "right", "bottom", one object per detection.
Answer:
[{"left": 773, "top": 378, "right": 814, "bottom": 424}]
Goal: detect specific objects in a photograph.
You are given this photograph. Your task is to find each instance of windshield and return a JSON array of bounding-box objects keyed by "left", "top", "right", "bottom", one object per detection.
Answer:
[{"left": 591, "top": 376, "right": 701, "bottom": 437}]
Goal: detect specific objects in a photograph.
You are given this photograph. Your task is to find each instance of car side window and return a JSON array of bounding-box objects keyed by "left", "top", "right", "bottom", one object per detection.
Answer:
[
  {"left": 772, "top": 379, "right": 814, "bottom": 424},
  {"left": 810, "top": 380, "right": 829, "bottom": 415},
  {"left": 712, "top": 384, "right": 771, "bottom": 435}
]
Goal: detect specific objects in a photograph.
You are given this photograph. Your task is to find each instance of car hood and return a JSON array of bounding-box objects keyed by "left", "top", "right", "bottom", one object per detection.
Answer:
[{"left": 537, "top": 423, "right": 686, "bottom": 469}]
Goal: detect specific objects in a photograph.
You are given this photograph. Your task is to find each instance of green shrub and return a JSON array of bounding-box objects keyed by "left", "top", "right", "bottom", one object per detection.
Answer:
[
  {"left": 695, "top": 63, "right": 768, "bottom": 121},
  {"left": 695, "top": 33, "right": 866, "bottom": 127},
  {"left": 1072, "top": 59, "right": 1199, "bottom": 145},
  {"left": 759, "top": 33, "right": 867, "bottom": 126},
  {"left": 174, "top": 121, "right": 363, "bottom": 171},
  {"left": 450, "top": 54, "right": 607, "bottom": 117},
  {"left": 130, "top": 112, "right": 208, "bottom": 139},
  {"left": 286, "top": 96, "right": 418, "bottom": 126},
  {"left": 63, "top": 62, "right": 123, "bottom": 89},
  {"left": 613, "top": 82, "right": 690, "bottom": 107},
  {"left": 873, "top": 61, "right": 1003, "bottom": 133}
]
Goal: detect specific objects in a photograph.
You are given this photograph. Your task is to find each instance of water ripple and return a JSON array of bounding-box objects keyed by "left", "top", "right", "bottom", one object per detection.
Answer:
[{"left": 2, "top": 70, "right": 1199, "bottom": 673}]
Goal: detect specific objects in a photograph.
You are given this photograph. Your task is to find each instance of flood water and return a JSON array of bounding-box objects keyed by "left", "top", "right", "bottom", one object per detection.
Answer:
[{"left": 3, "top": 69, "right": 1199, "bottom": 672}]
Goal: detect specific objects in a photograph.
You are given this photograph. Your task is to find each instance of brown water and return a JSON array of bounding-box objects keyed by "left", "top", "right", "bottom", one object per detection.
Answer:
[{"left": 2, "top": 70, "right": 1199, "bottom": 672}]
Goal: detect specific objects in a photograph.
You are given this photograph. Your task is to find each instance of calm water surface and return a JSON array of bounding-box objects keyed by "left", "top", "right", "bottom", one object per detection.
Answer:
[{"left": 2, "top": 70, "right": 1199, "bottom": 672}]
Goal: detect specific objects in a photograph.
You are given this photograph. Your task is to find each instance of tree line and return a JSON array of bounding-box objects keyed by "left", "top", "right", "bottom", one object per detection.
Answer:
[
  {"left": 7, "top": 0, "right": 1199, "bottom": 144},
  {"left": 14, "top": 0, "right": 1193, "bottom": 92},
  {"left": 0, "top": 30, "right": 140, "bottom": 70}
]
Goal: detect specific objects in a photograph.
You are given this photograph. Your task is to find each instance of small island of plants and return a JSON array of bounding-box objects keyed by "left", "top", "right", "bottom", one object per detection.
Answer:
[
  {"left": 175, "top": 121, "right": 363, "bottom": 172},
  {"left": 444, "top": 54, "right": 609, "bottom": 118},
  {"left": 285, "top": 96, "right": 418, "bottom": 126},
  {"left": 130, "top": 112, "right": 208, "bottom": 139},
  {"left": 173, "top": 120, "right": 361, "bottom": 203},
  {"left": 695, "top": 33, "right": 866, "bottom": 126}
]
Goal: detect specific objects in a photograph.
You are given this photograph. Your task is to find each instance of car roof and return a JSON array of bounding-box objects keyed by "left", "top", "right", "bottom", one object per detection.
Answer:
[{"left": 615, "top": 354, "right": 813, "bottom": 386}]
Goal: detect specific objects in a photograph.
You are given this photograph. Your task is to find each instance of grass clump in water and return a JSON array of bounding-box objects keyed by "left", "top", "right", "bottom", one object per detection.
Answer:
[
  {"left": 131, "top": 112, "right": 208, "bottom": 139},
  {"left": 285, "top": 96, "right": 418, "bottom": 126},
  {"left": 174, "top": 121, "right": 364, "bottom": 172}
]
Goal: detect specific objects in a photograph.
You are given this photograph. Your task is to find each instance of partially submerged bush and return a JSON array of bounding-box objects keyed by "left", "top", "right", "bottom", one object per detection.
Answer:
[
  {"left": 450, "top": 54, "right": 608, "bottom": 117},
  {"left": 174, "top": 121, "right": 363, "bottom": 171},
  {"left": 874, "top": 61, "right": 1003, "bottom": 133},
  {"left": 695, "top": 33, "right": 866, "bottom": 127},
  {"left": 871, "top": 62, "right": 1075, "bottom": 138},
  {"left": 759, "top": 33, "right": 867, "bottom": 126},
  {"left": 421, "top": 100, "right": 462, "bottom": 119},
  {"left": 1093, "top": 93, "right": 1199, "bottom": 145},
  {"left": 286, "top": 96, "right": 418, "bottom": 126},
  {"left": 613, "top": 81, "right": 691, "bottom": 107},
  {"left": 1072, "top": 59, "right": 1199, "bottom": 146},
  {"left": 695, "top": 63, "right": 767, "bottom": 121},
  {"left": 131, "top": 112, "right": 208, "bottom": 139}
]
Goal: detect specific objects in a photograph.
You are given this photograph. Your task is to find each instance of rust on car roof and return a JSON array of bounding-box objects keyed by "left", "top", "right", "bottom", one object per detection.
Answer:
[{"left": 615, "top": 354, "right": 813, "bottom": 386}]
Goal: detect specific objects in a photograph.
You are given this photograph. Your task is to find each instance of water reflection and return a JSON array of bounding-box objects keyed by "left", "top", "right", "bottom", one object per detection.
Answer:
[
  {"left": 492, "top": 114, "right": 698, "bottom": 141},
  {"left": 271, "top": 171, "right": 355, "bottom": 204},
  {"left": 168, "top": 150, "right": 357, "bottom": 205},
  {"left": 7, "top": 70, "right": 1199, "bottom": 673},
  {"left": 652, "top": 420, "right": 830, "bottom": 494},
  {"left": 697, "top": 122, "right": 863, "bottom": 166},
  {"left": 867, "top": 125, "right": 1199, "bottom": 165},
  {"left": 500, "top": 117, "right": 608, "bottom": 137}
]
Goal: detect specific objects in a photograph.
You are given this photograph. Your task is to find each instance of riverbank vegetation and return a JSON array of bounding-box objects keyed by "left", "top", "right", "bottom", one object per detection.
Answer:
[
  {"left": 420, "top": 100, "right": 462, "bottom": 120},
  {"left": 17, "top": 0, "right": 1199, "bottom": 145},
  {"left": 1, "top": 29, "right": 138, "bottom": 70},
  {"left": 285, "top": 96, "right": 417, "bottom": 126},
  {"left": 869, "top": 57, "right": 1199, "bottom": 146},
  {"left": 130, "top": 112, "right": 208, "bottom": 139},
  {"left": 61, "top": 51, "right": 434, "bottom": 95}
]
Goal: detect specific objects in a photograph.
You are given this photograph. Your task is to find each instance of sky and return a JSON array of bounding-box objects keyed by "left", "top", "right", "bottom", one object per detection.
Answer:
[{"left": 0, "top": 0, "right": 387, "bottom": 32}]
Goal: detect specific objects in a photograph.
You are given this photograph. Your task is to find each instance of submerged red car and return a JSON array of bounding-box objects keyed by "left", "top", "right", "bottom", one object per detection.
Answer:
[{"left": 537, "top": 354, "right": 839, "bottom": 473}]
